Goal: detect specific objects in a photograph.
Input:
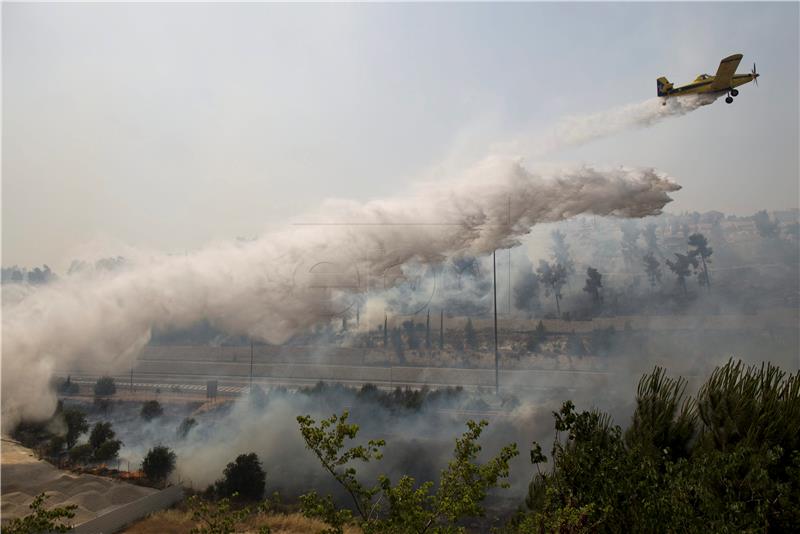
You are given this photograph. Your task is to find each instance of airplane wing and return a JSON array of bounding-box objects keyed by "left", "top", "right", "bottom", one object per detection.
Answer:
[{"left": 710, "top": 54, "right": 743, "bottom": 90}]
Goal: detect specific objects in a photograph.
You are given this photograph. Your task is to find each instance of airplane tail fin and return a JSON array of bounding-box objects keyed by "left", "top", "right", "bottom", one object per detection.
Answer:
[{"left": 657, "top": 77, "right": 673, "bottom": 97}]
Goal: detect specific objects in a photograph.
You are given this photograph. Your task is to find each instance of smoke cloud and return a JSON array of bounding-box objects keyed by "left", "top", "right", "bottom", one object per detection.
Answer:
[
  {"left": 2, "top": 160, "right": 679, "bottom": 424},
  {"left": 1, "top": 92, "right": 726, "bottom": 426}
]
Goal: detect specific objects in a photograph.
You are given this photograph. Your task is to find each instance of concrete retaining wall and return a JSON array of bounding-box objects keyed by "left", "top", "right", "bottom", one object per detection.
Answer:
[{"left": 70, "top": 485, "right": 183, "bottom": 534}]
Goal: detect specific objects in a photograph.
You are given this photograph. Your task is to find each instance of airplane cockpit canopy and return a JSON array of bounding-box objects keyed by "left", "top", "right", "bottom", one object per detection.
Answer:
[{"left": 695, "top": 73, "right": 711, "bottom": 81}]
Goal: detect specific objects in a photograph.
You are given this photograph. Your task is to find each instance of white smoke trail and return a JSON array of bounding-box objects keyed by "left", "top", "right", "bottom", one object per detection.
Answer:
[
  {"left": 1, "top": 159, "right": 679, "bottom": 424},
  {"left": 498, "top": 94, "right": 719, "bottom": 157}
]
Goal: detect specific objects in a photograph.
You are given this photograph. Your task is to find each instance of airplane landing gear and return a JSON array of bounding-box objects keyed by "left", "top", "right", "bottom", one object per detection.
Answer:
[
  {"left": 725, "top": 96, "right": 734, "bottom": 104},
  {"left": 731, "top": 89, "right": 739, "bottom": 96}
]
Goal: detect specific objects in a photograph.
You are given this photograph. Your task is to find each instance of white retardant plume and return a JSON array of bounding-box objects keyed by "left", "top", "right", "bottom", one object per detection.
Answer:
[
  {"left": 1, "top": 159, "right": 679, "bottom": 425},
  {"left": 500, "top": 94, "right": 720, "bottom": 157}
]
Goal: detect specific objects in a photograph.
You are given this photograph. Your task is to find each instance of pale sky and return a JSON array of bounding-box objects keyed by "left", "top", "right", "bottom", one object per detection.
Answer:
[{"left": 3, "top": 2, "right": 798, "bottom": 267}]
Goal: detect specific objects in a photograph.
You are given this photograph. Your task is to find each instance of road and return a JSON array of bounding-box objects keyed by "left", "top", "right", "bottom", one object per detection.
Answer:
[{"left": 60, "top": 359, "right": 612, "bottom": 398}]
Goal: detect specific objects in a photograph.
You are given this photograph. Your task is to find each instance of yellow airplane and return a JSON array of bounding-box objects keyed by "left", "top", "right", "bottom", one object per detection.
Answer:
[{"left": 657, "top": 53, "right": 759, "bottom": 105}]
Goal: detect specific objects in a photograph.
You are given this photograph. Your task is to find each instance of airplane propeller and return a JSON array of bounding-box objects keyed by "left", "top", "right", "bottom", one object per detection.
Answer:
[{"left": 752, "top": 63, "right": 759, "bottom": 86}]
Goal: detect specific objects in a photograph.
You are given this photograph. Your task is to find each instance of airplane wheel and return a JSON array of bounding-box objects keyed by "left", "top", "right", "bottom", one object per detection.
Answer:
[
  {"left": 725, "top": 96, "right": 734, "bottom": 104},
  {"left": 731, "top": 89, "right": 739, "bottom": 96}
]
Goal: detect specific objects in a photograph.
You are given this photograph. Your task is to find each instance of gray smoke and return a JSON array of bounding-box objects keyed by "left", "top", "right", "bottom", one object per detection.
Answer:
[
  {"left": 3, "top": 90, "right": 726, "bottom": 427},
  {"left": 2, "top": 159, "right": 679, "bottom": 425}
]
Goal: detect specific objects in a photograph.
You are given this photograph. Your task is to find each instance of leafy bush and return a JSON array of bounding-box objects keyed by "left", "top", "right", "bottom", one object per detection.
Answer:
[
  {"left": 522, "top": 359, "right": 800, "bottom": 533},
  {"left": 526, "top": 320, "right": 547, "bottom": 352},
  {"left": 11, "top": 419, "right": 54, "bottom": 450},
  {"left": 187, "top": 494, "right": 262, "bottom": 534},
  {"left": 354, "top": 383, "right": 463, "bottom": 413},
  {"left": 89, "top": 422, "right": 115, "bottom": 449},
  {"left": 142, "top": 445, "right": 176, "bottom": 483},
  {"left": 45, "top": 435, "right": 66, "bottom": 457},
  {"left": 4, "top": 492, "right": 77, "bottom": 534},
  {"left": 213, "top": 453, "right": 266, "bottom": 501},
  {"left": 68, "top": 443, "right": 93, "bottom": 464},
  {"left": 62, "top": 407, "right": 88, "bottom": 449},
  {"left": 297, "top": 411, "right": 518, "bottom": 533},
  {"left": 64, "top": 421, "right": 122, "bottom": 465},
  {"left": 140, "top": 400, "right": 164, "bottom": 421},
  {"left": 93, "top": 375, "right": 116, "bottom": 397},
  {"left": 177, "top": 417, "right": 198, "bottom": 438},
  {"left": 124, "top": 361, "right": 797, "bottom": 533},
  {"left": 93, "top": 439, "right": 122, "bottom": 463}
]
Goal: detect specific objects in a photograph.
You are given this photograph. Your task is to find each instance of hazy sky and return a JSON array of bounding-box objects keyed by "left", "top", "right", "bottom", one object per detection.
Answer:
[{"left": 3, "top": 2, "right": 798, "bottom": 267}]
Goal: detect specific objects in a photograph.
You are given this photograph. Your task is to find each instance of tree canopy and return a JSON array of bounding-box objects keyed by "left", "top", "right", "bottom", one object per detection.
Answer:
[
  {"left": 522, "top": 360, "right": 800, "bottom": 533},
  {"left": 214, "top": 453, "right": 267, "bottom": 501},
  {"left": 142, "top": 445, "right": 177, "bottom": 483}
]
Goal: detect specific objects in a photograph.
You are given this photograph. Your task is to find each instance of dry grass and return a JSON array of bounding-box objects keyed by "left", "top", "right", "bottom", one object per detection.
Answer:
[
  {"left": 122, "top": 507, "right": 362, "bottom": 534},
  {"left": 121, "top": 508, "right": 192, "bottom": 533},
  {"left": 249, "top": 512, "right": 362, "bottom": 533}
]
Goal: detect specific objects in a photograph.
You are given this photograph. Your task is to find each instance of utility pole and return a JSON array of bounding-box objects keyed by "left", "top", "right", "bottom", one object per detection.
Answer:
[
  {"left": 439, "top": 309, "right": 444, "bottom": 350},
  {"left": 493, "top": 250, "right": 499, "bottom": 396},
  {"left": 508, "top": 197, "right": 512, "bottom": 314},
  {"left": 425, "top": 308, "right": 431, "bottom": 349}
]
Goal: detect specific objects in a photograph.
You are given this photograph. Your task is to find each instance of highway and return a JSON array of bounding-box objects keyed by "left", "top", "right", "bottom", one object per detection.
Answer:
[{"left": 59, "top": 359, "right": 612, "bottom": 398}]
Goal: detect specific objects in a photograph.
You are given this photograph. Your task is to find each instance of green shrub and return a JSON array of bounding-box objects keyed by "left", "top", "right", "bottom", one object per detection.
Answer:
[
  {"left": 140, "top": 400, "right": 163, "bottom": 421},
  {"left": 89, "top": 422, "right": 115, "bottom": 449},
  {"left": 93, "top": 439, "right": 122, "bottom": 463},
  {"left": 4, "top": 493, "right": 76, "bottom": 534},
  {"left": 522, "top": 360, "right": 800, "bottom": 533},
  {"left": 297, "top": 411, "right": 518, "bottom": 533},
  {"left": 177, "top": 417, "right": 197, "bottom": 438},
  {"left": 93, "top": 376, "right": 116, "bottom": 397},
  {"left": 213, "top": 453, "right": 266, "bottom": 501},
  {"left": 68, "top": 443, "right": 93, "bottom": 464},
  {"left": 62, "top": 408, "right": 88, "bottom": 449},
  {"left": 142, "top": 445, "right": 176, "bottom": 483}
]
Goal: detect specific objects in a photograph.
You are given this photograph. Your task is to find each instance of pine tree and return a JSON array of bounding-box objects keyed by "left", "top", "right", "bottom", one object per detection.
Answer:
[
  {"left": 666, "top": 253, "right": 698, "bottom": 296},
  {"left": 583, "top": 267, "right": 603, "bottom": 304},
  {"left": 688, "top": 233, "right": 713, "bottom": 291},
  {"left": 643, "top": 252, "right": 662, "bottom": 288},
  {"left": 537, "top": 260, "right": 567, "bottom": 317}
]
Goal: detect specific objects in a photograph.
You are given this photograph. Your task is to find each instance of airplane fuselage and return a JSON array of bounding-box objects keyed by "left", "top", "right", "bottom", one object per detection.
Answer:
[
  {"left": 665, "top": 73, "right": 758, "bottom": 96},
  {"left": 657, "top": 54, "right": 759, "bottom": 104}
]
